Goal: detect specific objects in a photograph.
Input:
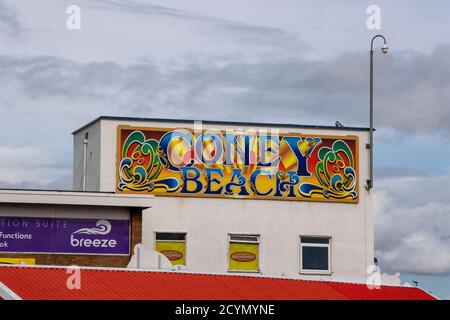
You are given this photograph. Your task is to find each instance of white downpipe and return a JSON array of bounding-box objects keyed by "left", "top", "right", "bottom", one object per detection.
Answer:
[{"left": 82, "top": 133, "right": 88, "bottom": 191}]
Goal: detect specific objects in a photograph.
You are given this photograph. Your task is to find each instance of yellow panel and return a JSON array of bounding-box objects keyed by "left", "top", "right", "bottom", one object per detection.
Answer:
[
  {"left": 0, "top": 258, "right": 36, "bottom": 265},
  {"left": 229, "top": 242, "right": 259, "bottom": 271},
  {"left": 155, "top": 241, "right": 186, "bottom": 266}
]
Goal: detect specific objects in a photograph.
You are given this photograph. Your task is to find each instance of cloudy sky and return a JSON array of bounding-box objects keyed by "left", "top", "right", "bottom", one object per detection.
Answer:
[{"left": 0, "top": 0, "right": 449, "bottom": 298}]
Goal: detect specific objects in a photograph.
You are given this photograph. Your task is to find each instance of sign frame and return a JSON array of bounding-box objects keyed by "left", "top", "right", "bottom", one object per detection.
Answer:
[
  {"left": 116, "top": 125, "right": 360, "bottom": 204},
  {"left": 0, "top": 216, "right": 131, "bottom": 256}
]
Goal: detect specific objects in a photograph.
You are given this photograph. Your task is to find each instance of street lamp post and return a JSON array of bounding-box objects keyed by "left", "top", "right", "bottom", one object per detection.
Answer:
[{"left": 366, "top": 34, "right": 388, "bottom": 191}]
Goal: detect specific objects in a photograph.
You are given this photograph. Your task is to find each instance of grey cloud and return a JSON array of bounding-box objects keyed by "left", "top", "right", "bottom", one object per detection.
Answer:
[
  {"left": 294, "top": 47, "right": 450, "bottom": 132},
  {"left": 1, "top": 44, "right": 450, "bottom": 133},
  {"left": 2, "top": 44, "right": 450, "bottom": 133},
  {"left": 0, "top": 175, "right": 72, "bottom": 190},
  {"left": 93, "top": 0, "right": 281, "bottom": 34},
  {"left": 0, "top": 1, "right": 23, "bottom": 37},
  {"left": 160, "top": 46, "right": 450, "bottom": 132},
  {"left": 91, "top": 0, "right": 306, "bottom": 51}
]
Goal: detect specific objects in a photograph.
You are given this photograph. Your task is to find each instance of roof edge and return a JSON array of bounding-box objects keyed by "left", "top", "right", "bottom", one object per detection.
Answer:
[
  {"left": 0, "top": 282, "right": 22, "bottom": 300},
  {"left": 72, "top": 116, "right": 372, "bottom": 135},
  {"left": 0, "top": 189, "right": 154, "bottom": 208},
  {"left": 416, "top": 286, "right": 441, "bottom": 300},
  {"left": 0, "top": 264, "right": 422, "bottom": 289}
]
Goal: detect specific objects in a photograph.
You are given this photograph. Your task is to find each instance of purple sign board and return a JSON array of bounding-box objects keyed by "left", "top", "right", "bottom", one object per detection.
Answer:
[{"left": 0, "top": 217, "right": 130, "bottom": 255}]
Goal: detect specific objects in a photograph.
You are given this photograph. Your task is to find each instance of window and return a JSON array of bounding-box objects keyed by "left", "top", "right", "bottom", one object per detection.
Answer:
[
  {"left": 155, "top": 232, "right": 186, "bottom": 266},
  {"left": 228, "top": 234, "right": 259, "bottom": 272},
  {"left": 300, "top": 236, "right": 331, "bottom": 274}
]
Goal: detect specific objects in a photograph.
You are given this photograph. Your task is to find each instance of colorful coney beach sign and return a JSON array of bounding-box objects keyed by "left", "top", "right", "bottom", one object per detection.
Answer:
[
  {"left": 0, "top": 217, "right": 130, "bottom": 255},
  {"left": 117, "top": 126, "right": 359, "bottom": 203}
]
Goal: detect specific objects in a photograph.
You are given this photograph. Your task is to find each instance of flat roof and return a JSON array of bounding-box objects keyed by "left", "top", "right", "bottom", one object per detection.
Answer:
[
  {"left": 0, "top": 189, "right": 153, "bottom": 208},
  {"left": 72, "top": 115, "right": 371, "bottom": 135}
]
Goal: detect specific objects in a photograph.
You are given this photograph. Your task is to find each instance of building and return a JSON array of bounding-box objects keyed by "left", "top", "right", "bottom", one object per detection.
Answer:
[
  {"left": 71, "top": 116, "right": 373, "bottom": 283},
  {"left": 0, "top": 189, "right": 153, "bottom": 267}
]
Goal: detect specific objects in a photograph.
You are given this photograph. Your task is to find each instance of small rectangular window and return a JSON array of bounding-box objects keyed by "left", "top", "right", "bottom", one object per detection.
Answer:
[
  {"left": 300, "top": 236, "right": 331, "bottom": 274},
  {"left": 156, "top": 232, "right": 186, "bottom": 241},
  {"left": 229, "top": 235, "right": 259, "bottom": 243},
  {"left": 301, "top": 237, "right": 330, "bottom": 244},
  {"left": 228, "top": 234, "right": 259, "bottom": 272},
  {"left": 155, "top": 232, "right": 186, "bottom": 266}
]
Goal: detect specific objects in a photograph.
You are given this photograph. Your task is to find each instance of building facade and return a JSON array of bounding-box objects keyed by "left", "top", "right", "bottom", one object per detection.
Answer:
[
  {"left": 73, "top": 116, "right": 373, "bottom": 283},
  {"left": 0, "top": 189, "right": 153, "bottom": 267}
]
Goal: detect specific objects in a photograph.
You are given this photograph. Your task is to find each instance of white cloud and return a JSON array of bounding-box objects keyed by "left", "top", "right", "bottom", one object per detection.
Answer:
[
  {"left": 0, "top": 146, "right": 71, "bottom": 186},
  {"left": 375, "top": 174, "right": 450, "bottom": 275}
]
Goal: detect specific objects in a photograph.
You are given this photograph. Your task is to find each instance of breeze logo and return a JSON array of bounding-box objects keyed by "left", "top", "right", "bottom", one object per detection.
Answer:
[{"left": 70, "top": 220, "right": 117, "bottom": 248}]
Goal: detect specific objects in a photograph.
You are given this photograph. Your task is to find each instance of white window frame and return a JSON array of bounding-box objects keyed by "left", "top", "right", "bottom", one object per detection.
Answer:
[
  {"left": 299, "top": 236, "right": 332, "bottom": 275},
  {"left": 227, "top": 234, "right": 260, "bottom": 273}
]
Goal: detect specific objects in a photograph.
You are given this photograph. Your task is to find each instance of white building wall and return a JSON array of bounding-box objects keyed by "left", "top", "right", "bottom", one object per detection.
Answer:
[
  {"left": 73, "top": 121, "right": 101, "bottom": 192},
  {"left": 74, "top": 118, "right": 373, "bottom": 283}
]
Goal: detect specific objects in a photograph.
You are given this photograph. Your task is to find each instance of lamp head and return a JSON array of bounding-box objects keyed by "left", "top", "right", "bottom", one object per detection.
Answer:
[{"left": 381, "top": 43, "right": 389, "bottom": 54}]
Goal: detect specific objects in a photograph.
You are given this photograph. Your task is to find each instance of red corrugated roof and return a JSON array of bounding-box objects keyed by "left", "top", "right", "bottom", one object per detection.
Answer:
[{"left": 0, "top": 266, "right": 436, "bottom": 300}]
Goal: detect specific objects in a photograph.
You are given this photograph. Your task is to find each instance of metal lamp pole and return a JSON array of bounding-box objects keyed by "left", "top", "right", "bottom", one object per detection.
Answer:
[{"left": 366, "top": 34, "right": 388, "bottom": 191}]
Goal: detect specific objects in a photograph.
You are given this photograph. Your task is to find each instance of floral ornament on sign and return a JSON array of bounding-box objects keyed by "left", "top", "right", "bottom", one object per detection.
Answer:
[
  {"left": 299, "top": 140, "right": 357, "bottom": 199},
  {"left": 118, "top": 131, "right": 180, "bottom": 192}
]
